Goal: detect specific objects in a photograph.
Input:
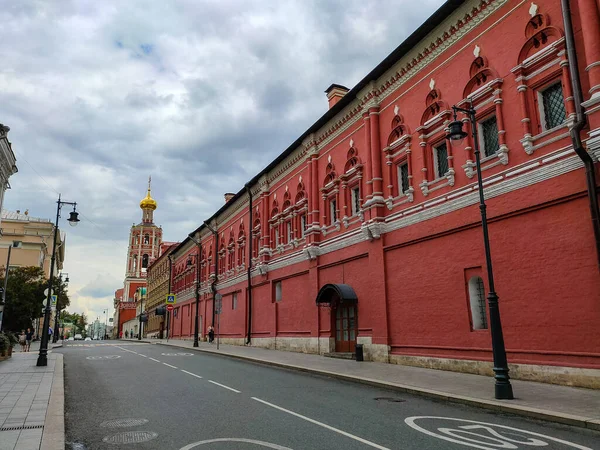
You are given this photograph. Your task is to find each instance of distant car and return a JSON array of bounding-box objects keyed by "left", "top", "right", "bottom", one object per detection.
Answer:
[
  {"left": 84, "top": 337, "right": 92, "bottom": 341},
  {"left": 74, "top": 334, "right": 83, "bottom": 340},
  {"left": 67, "top": 337, "right": 74, "bottom": 341}
]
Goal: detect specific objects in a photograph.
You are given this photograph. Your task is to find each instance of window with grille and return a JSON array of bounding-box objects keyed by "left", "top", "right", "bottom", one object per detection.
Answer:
[
  {"left": 300, "top": 215, "right": 306, "bottom": 238},
  {"left": 232, "top": 292, "right": 237, "bottom": 310},
  {"left": 434, "top": 143, "right": 449, "bottom": 178},
  {"left": 480, "top": 116, "right": 499, "bottom": 157},
  {"left": 351, "top": 187, "right": 360, "bottom": 216},
  {"left": 286, "top": 221, "right": 292, "bottom": 244},
  {"left": 274, "top": 229, "right": 279, "bottom": 246},
  {"left": 541, "top": 83, "right": 566, "bottom": 130},
  {"left": 468, "top": 276, "right": 488, "bottom": 330},
  {"left": 397, "top": 162, "right": 409, "bottom": 194},
  {"left": 330, "top": 199, "right": 337, "bottom": 225}
]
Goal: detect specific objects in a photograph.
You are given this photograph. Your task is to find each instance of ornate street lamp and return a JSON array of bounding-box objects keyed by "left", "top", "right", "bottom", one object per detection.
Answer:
[
  {"left": 187, "top": 233, "right": 202, "bottom": 348},
  {"left": 37, "top": 195, "right": 79, "bottom": 366},
  {"left": 447, "top": 102, "right": 513, "bottom": 400}
]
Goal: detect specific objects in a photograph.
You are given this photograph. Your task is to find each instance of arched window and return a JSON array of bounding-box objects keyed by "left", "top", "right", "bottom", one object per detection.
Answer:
[
  {"left": 132, "top": 255, "right": 138, "bottom": 272},
  {"left": 144, "top": 234, "right": 150, "bottom": 244},
  {"left": 142, "top": 254, "right": 149, "bottom": 269},
  {"left": 468, "top": 276, "right": 488, "bottom": 330}
]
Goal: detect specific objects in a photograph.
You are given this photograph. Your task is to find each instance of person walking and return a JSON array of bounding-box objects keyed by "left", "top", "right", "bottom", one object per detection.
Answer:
[
  {"left": 25, "top": 328, "right": 33, "bottom": 352},
  {"left": 208, "top": 325, "right": 215, "bottom": 344},
  {"left": 125, "top": 330, "right": 129, "bottom": 339},
  {"left": 18, "top": 330, "right": 26, "bottom": 352}
]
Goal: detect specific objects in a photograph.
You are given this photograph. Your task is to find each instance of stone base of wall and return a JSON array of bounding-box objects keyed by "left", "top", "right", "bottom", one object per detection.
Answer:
[
  {"left": 389, "top": 354, "right": 600, "bottom": 389},
  {"left": 357, "top": 337, "right": 389, "bottom": 363},
  {"left": 248, "top": 336, "right": 334, "bottom": 354}
]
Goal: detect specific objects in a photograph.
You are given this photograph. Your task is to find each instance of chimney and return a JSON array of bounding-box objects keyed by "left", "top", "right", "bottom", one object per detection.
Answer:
[
  {"left": 224, "top": 193, "right": 235, "bottom": 203},
  {"left": 325, "top": 84, "right": 349, "bottom": 109}
]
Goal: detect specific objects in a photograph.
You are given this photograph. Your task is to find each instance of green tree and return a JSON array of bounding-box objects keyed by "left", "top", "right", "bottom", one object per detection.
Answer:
[
  {"left": 51, "top": 276, "right": 70, "bottom": 311},
  {"left": 0, "top": 266, "right": 46, "bottom": 332}
]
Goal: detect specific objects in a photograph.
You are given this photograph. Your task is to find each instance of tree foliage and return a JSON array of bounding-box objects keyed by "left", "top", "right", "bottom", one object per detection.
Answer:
[
  {"left": 60, "top": 310, "right": 87, "bottom": 334},
  {"left": 0, "top": 266, "right": 46, "bottom": 332}
]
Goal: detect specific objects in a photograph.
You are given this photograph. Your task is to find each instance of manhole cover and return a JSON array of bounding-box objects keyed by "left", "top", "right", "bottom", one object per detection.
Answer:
[
  {"left": 100, "top": 418, "right": 149, "bottom": 428},
  {"left": 103, "top": 431, "right": 158, "bottom": 444},
  {"left": 374, "top": 397, "right": 405, "bottom": 403}
]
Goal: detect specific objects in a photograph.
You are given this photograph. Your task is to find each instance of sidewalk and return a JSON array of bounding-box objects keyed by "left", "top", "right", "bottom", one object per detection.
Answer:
[
  {"left": 0, "top": 344, "right": 64, "bottom": 450},
  {"left": 132, "top": 338, "right": 600, "bottom": 431}
]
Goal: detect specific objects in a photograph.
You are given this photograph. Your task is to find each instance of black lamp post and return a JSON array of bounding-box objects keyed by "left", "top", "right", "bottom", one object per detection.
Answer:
[
  {"left": 187, "top": 234, "right": 201, "bottom": 348},
  {"left": 447, "top": 102, "right": 513, "bottom": 400},
  {"left": 53, "top": 273, "right": 68, "bottom": 343},
  {"left": 37, "top": 195, "right": 79, "bottom": 367}
]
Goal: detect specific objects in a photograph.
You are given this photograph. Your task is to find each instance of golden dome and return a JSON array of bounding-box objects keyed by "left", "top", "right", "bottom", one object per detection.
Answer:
[{"left": 140, "top": 176, "right": 157, "bottom": 210}]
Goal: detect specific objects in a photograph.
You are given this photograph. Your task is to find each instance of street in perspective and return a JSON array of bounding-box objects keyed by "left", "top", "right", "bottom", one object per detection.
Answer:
[{"left": 1, "top": 0, "right": 600, "bottom": 449}]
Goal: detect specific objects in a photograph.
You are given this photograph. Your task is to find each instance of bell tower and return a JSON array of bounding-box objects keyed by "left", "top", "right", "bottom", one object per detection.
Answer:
[{"left": 122, "top": 176, "right": 163, "bottom": 302}]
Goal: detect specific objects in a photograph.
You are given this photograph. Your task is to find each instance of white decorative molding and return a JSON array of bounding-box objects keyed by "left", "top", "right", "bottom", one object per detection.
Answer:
[
  {"left": 586, "top": 127, "right": 600, "bottom": 162},
  {"left": 529, "top": 2, "right": 538, "bottom": 17},
  {"left": 304, "top": 245, "right": 320, "bottom": 260},
  {"left": 520, "top": 124, "right": 570, "bottom": 155}
]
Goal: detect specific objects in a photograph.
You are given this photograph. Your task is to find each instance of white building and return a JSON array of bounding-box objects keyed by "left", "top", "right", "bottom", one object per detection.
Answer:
[{"left": 0, "top": 124, "right": 18, "bottom": 224}]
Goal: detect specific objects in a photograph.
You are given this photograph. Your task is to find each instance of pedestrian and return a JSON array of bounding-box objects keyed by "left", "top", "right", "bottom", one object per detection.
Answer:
[
  {"left": 19, "top": 330, "right": 26, "bottom": 352},
  {"left": 25, "top": 327, "right": 33, "bottom": 352},
  {"left": 208, "top": 325, "right": 215, "bottom": 343},
  {"left": 125, "top": 330, "right": 129, "bottom": 339}
]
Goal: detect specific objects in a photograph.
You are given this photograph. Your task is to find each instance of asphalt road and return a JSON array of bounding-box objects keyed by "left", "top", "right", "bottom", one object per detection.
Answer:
[{"left": 57, "top": 342, "right": 600, "bottom": 450}]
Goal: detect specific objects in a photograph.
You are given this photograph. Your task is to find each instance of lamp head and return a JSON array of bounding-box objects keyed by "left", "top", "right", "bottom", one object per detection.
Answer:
[{"left": 447, "top": 119, "right": 468, "bottom": 147}]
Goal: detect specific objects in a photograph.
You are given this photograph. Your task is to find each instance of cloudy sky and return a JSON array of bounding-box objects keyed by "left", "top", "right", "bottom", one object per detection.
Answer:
[{"left": 0, "top": 0, "right": 444, "bottom": 324}]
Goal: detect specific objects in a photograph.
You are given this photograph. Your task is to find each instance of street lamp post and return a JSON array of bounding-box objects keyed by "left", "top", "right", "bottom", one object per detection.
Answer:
[
  {"left": 137, "top": 290, "right": 145, "bottom": 341},
  {"left": 103, "top": 308, "right": 108, "bottom": 340},
  {"left": 187, "top": 234, "right": 202, "bottom": 347},
  {"left": 37, "top": 195, "right": 79, "bottom": 366},
  {"left": 447, "top": 102, "right": 513, "bottom": 400},
  {"left": 0, "top": 240, "right": 22, "bottom": 332},
  {"left": 53, "top": 273, "right": 68, "bottom": 343}
]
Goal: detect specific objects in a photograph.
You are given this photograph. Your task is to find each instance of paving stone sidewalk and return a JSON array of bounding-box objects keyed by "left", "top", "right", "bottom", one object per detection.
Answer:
[
  {"left": 0, "top": 345, "right": 64, "bottom": 450},
  {"left": 130, "top": 337, "right": 600, "bottom": 430}
]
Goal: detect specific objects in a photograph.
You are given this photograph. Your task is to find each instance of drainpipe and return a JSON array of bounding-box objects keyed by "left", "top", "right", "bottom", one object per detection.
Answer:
[
  {"left": 561, "top": 0, "right": 600, "bottom": 268},
  {"left": 204, "top": 220, "right": 218, "bottom": 328},
  {"left": 245, "top": 183, "right": 253, "bottom": 345}
]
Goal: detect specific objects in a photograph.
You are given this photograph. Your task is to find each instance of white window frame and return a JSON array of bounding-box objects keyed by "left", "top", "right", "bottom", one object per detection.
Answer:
[
  {"left": 477, "top": 114, "right": 500, "bottom": 161},
  {"left": 397, "top": 162, "right": 409, "bottom": 195},
  {"left": 537, "top": 81, "right": 566, "bottom": 132},
  {"left": 329, "top": 199, "right": 337, "bottom": 225},
  {"left": 432, "top": 142, "right": 449, "bottom": 179},
  {"left": 350, "top": 187, "right": 360, "bottom": 216},
  {"left": 275, "top": 281, "right": 282, "bottom": 302},
  {"left": 286, "top": 221, "right": 292, "bottom": 243},
  {"left": 232, "top": 292, "right": 238, "bottom": 310},
  {"left": 275, "top": 228, "right": 280, "bottom": 246}
]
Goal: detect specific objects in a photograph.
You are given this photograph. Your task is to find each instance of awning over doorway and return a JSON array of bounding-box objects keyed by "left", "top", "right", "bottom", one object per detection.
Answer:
[{"left": 315, "top": 283, "right": 358, "bottom": 306}]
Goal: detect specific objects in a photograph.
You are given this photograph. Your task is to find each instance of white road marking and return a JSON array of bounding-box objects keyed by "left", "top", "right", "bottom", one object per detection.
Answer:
[
  {"left": 252, "top": 397, "right": 390, "bottom": 450},
  {"left": 149, "top": 357, "right": 160, "bottom": 362},
  {"left": 181, "top": 370, "right": 203, "bottom": 379},
  {"left": 179, "top": 438, "right": 292, "bottom": 450},
  {"left": 163, "top": 363, "right": 178, "bottom": 369},
  {"left": 208, "top": 380, "right": 241, "bottom": 393},
  {"left": 404, "top": 417, "right": 593, "bottom": 450},
  {"left": 138, "top": 354, "right": 147, "bottom": 357}
]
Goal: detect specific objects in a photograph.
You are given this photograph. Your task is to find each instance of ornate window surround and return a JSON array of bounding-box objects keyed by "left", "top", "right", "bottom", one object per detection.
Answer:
[
  {"left": 237, "top": 223, "right": 246, "bottom": 271},
  {"left": 416, "top": 87, "right": 455, "bottom": 197},
  {"left": 383, "top": 109, "right": 415, "bottom": 210},
  {"left": 511, "top": 9, "right": 574, "bottom": 156},
  {"left": 320, "top": 160, "right": 341, "bottom": 236},
  {"left": 339, "top": 143, "right": 365, "bottom": 228}
]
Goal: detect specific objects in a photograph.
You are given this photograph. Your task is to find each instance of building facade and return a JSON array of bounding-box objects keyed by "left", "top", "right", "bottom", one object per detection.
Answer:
[
  {"left": 170, "top": 0, "right": 600, "bottom": 387},
  {"left": 114, "top": 179, "right": 163, "bottom": 337},
  {"left": 146, "top": 242, "right": 178, "bottom": 338},
  {"left": 0, "top": 125, "right": 18, "bottom": 226}
]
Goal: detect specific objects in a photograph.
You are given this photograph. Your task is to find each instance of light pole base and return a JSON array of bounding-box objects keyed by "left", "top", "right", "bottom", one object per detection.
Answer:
[
  {"left": 193, "top": 339, "right": 199, "bottom": 348},
  {"left": 495, "top": 381, "right": 514, "bottom": 400},
  {"left": 36, "top": 353, "right": 47, "bottom": 367}
]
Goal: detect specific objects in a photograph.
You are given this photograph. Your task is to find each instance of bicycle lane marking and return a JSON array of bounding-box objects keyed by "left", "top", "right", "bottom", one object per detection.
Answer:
[{"left": 252, "top": 397, "right": 390, "bottom": 450}]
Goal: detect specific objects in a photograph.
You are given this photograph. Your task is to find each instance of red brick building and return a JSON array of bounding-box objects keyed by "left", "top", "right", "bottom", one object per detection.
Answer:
[{"left": 166, "top": 0, "right": 600, "bottom": 387}]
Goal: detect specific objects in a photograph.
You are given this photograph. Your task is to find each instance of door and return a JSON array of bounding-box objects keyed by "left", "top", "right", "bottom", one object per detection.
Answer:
[{"left": 334, "top": 304, "right": 357, "bottom": 353}]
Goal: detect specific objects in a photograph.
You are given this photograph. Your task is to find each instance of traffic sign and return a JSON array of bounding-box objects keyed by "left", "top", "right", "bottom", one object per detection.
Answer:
[
  {"left": 51, "top": 295, "right": 58, "bottom": 306},
  {"left": 215, "top": 293, "right": 222, "bottom": 315},
  {"left": 167, "top": 304, "right": 174, "bottom": 311},
  {"left": 166, "top": 294, "right": 176, "bottom": 305}
]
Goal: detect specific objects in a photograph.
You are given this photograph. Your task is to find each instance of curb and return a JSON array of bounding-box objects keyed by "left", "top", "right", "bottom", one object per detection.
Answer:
[
  {"left": 41, "top": 353, "right": 65, "bottom": 450},
  {"left": 141, "top": 340, "right": 600, "bottom": 431}
]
